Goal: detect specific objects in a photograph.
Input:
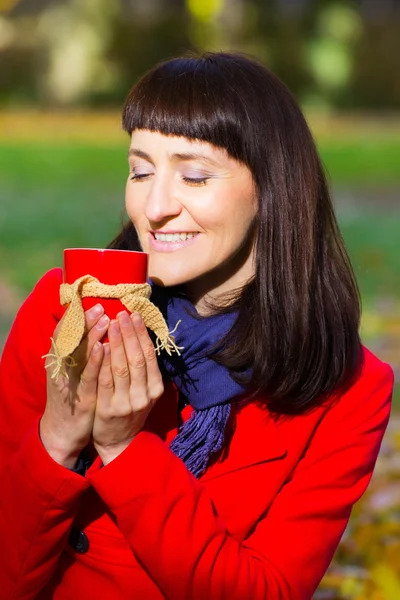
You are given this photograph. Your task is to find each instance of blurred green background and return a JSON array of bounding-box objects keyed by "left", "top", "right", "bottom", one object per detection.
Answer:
[{"left": 0, "top": 1, "right": 399, "bottom": 598}]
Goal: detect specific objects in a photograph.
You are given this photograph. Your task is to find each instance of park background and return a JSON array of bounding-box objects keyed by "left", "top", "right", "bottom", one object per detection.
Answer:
[{"left": 0, "top": 0, "right": 399, "bottom": 598}]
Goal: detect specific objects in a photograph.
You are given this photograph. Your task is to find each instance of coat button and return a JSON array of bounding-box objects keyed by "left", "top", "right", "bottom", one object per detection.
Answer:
[{"left": 68, "top": 527, "right": 89, "bottom": 554}]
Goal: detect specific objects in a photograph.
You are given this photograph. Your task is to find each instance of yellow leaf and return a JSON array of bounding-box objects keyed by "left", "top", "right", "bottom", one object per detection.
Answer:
[
  {"left": 370, "top": 563, "right": 400, "bottom": 600},
  {"left": 185, "top": 0, "right": 224, "bottom": 23}
]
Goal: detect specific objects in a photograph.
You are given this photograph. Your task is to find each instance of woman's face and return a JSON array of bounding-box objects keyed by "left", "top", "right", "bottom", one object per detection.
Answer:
[{"left": 126, "top": 130, "right": 257, "bottom": 308}]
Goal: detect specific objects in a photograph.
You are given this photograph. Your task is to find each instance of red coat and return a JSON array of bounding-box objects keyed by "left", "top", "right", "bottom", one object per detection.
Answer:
[{"left": 0, "top": 269, "right": 393, "bottom": 600}]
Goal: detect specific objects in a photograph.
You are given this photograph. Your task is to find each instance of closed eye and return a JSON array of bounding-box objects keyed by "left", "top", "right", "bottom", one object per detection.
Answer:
[
  {"left": 130, "top": 173, "right": 151, "bottom": 181},
  {"left": 182, "top": 176, "right": 209, "bottom": 186}
]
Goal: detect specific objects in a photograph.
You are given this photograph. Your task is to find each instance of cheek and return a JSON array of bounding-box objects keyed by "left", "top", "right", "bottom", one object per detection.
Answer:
[
  {"left": 216, "top": 196, "right": 257, "bottom": 239},
  {"left": 125, "top": 182, "right": 133, "bottom": 216},
  {"left": 124, "top": 189, "right": 148, "bottom": 250},
  {"left": 125, "top": 184, "right": 143, "bottom": 225}
]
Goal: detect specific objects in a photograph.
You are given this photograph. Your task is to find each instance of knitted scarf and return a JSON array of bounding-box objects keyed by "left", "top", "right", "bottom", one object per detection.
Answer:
[{"left": 150, "top": 284, "right": 251, "bottom": 478}]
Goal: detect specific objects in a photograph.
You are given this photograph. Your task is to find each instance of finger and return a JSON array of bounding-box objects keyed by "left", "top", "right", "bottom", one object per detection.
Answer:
[
  {"left": 85, "top": 313, "right": 110, "bottom": 348},
  {"left": 108, "top": 319, "right": 131, "bottom": 394},
  {"left": 117, "top": 311, "right": 148, "bottom": 392},
  {"left": 83, "top": 303, "right": 105, "bottom": 336},
  {"left": 78, "top": 340, "right": 104, "bottom": 397},
  {"left": 48, "top": 305, "right": 109, "bottom": 384},
  {"left": 71, "top": 313, "right": 110, "bottom": 374},
  {"left": 97, "top": 343, "right": 116, "bottom": 415},
  {"left": 131, "top": 312, "right": 164, "bottom": 400}
]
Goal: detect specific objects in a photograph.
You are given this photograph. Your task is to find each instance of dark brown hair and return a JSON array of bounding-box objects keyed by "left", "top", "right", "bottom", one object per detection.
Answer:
[{"left": 109, "top": 51, "right": 363, "bottom": 415}]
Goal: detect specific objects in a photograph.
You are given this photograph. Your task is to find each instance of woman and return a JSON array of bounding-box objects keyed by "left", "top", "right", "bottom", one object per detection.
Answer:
[{"left": 0, "top": 52, "right": 393, "bottom": 600}]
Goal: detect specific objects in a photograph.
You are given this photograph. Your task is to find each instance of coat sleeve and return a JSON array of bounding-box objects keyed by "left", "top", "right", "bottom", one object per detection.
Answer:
[
  {"left": 0, "top": 269, "right": 89, "bottom": 600},
  {"left": 87, "top": 354, "right": 393, "bottom": 600}
]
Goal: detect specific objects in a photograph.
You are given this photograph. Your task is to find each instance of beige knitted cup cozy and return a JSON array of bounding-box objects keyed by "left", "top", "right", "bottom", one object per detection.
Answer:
[{"left": 44, "top": 274, "right": 181, "bottom": 380}]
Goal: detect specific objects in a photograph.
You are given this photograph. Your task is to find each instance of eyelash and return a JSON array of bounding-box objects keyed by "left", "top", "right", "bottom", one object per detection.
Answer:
[
  {"left": 129, "top": 173, "right": 209, "bottom": 186},
  {"left": 182, "top": 176, "right": 208, "bottom": 186}
]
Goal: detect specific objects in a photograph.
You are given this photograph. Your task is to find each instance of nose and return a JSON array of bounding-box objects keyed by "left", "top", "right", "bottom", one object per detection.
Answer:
[{"left": 144, "top": 173, "right": 182, "bottom": 225}]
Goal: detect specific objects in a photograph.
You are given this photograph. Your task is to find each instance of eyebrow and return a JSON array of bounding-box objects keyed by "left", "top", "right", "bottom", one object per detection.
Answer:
[{"left": 127, "top": 148, "right": 221, "bottom": 167}]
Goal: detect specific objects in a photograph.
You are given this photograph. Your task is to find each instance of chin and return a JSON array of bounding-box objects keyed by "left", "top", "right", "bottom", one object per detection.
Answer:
[{"left": 148, "top": 266, "right": 197, "bottom": 288}]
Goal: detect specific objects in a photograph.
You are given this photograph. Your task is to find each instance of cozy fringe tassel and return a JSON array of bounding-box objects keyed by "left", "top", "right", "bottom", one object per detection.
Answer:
[
  {"left": 170, "top": 403, "right": 232, "bottom": 478},
  {"left": 155, "top": 320, "right": 182, "bottom": 356},
  {"left": 42, "top": 337, "right": 77, "bottom": 381}
]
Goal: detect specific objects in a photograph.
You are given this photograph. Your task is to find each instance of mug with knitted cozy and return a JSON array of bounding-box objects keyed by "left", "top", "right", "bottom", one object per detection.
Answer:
[
  {"left": 44, "top": 248, "right": 181, "bottom": 381},
  {"left": 64, "top": 247, "right": 148, "bottom": 324}
]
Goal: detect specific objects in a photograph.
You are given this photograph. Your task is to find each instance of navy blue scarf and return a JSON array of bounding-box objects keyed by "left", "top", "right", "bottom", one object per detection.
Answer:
[{"left": 150, "top": 284, "right": 251, "bottom": 478}]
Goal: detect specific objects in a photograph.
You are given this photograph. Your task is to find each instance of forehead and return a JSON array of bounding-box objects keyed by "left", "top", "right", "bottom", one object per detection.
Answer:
[{"left": 129, "top": 129, "right": 231, "bottom": 162}]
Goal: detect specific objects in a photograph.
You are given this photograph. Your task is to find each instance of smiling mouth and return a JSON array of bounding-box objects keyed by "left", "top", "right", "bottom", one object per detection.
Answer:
[
  {"left": 152, "top": 232, "right": 200, "bottom": 242},
  {"left": 149, "top": 231, "right": 200, "bottom": 252}
]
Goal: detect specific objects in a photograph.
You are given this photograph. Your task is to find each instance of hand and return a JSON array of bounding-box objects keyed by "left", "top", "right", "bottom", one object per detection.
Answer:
[
  {"left": 40, "top": 304, "right": 109, "bottom": 468},
  {"left": 92, "top": 311, "right": 164, "bottom": 465}
]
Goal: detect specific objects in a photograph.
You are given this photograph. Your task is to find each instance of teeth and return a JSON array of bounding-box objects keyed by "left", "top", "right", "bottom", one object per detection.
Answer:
[{"left": 154, "top": 232, "right": 197, "bottom": 242}]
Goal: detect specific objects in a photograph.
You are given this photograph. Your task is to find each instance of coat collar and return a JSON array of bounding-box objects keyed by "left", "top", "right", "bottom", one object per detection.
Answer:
[{"left": 200, "top": 400, "right": 288, "bottom": 481}]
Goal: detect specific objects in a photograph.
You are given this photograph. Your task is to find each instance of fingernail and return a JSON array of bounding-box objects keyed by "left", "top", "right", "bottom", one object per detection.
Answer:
[
  {"left": 103, "top": 342, "right": 110, "bottom": 356},
  {"left": 109, "top": 320, "right": 120, "bottom": 335},
  {"left": 132, "top": 312, "right": 142, "bottom": 326},
  {"left": 88, "top": 303, "right": 104, "bottom": 318},
  {"left": 117, "top": 311, "right": 130, "bottom": 326},
  {"left": 96, "top": 314, "right": 109, "bottom": 330},
  {"left": 92, "top": 341, "right": 101, "bottom": 353}
]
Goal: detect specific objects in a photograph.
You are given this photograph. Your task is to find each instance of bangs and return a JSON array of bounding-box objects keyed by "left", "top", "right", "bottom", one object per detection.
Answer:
[{"left": 122, "top": 55, "right": 251, "bottom": 164}]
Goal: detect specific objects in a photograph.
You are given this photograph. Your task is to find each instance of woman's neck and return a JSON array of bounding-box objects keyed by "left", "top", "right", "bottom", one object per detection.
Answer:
[{"left": 186, "top": 244, "right": 256, "bottom": 316}]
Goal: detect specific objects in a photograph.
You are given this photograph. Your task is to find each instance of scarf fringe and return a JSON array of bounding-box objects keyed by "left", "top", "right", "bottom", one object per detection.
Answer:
[{"left": 170, "top": 404, "right": 231, "bottom": 478}]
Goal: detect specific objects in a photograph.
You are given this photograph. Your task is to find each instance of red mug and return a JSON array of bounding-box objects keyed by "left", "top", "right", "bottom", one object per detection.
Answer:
[{"left": 63, "top": 248, "right": 148, "bottom": 326}]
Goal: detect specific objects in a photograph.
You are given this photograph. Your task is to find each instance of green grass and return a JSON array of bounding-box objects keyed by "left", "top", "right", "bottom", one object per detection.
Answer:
[
  {"left": 393, "top": 385, "right": 400, "bottom": 409},
  {"left": 0, "top": 145, "right": 128, "bottom": 291},
  {"left": 317, "top": 138, "right": 400, "bottom": 186},
  {"left": 339, "top": 213, "right": 400, "bottom": 302}
]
